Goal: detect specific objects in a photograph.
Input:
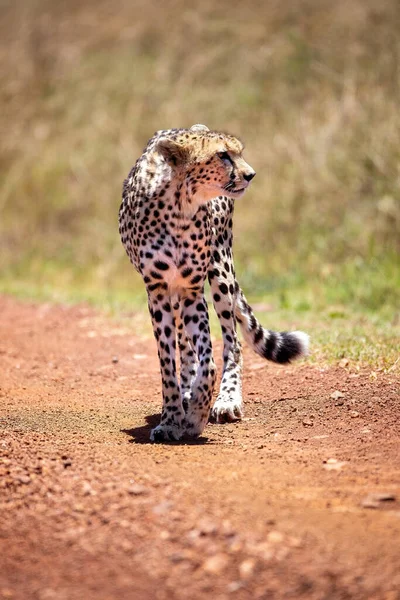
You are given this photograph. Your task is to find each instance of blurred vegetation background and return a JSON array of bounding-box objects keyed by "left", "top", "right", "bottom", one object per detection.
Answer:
[{"left": 0, "top": 0, "right": 399, "bottom": 362}]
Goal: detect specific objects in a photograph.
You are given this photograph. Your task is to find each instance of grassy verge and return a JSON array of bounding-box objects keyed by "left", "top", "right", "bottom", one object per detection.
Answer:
[{"left": 1, "top": 258, "right": 398, "bottom": 370}]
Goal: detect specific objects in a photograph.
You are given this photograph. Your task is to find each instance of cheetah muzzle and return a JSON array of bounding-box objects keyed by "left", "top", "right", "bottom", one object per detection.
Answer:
[{"left": 119, "top": 124, "right": 309, "bottom": 442}]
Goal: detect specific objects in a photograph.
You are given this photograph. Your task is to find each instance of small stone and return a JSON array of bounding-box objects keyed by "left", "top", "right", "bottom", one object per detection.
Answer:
[
  {"left": 221, "top": 520, "right": 235, "bottom": 536},
  {"left": 112, "top": 356, "right": 119, "bottom": 364},
  {"left": 267, "top": 530, "right": 284, "bottom": 544},
  {"left": 169, "top": 552, "right": 185, "bottom": 564},
  {"left": 339, "top": 358, "right": 349, "bottom": 368},
  {"left": 349, "top": 411, "right": 360, "bottom": 418},
  {"left": 361, "top": 498, "right": 379, "bottom": 509},
  {"left": 227, "top": 581, "right": 244, "bottom": 593},
  {"left": 203, "top": 554, "right": 229, "bottom": 574},
  {"left": 287, "top": 536, "right": 302, "bottom": 548},
  {"left": 82, "top": 481, "right": 95, "bottom": 496},
  {"left": 239, "top": 558, "right": 256, "bottom": 579},
  {"left": 323, "top": 458, "right": 347, "bottom": 471},
  {"left": 252, "top": 541, "right": 274, "bottom": 560},
  {"left": 152, "top": 501, "right": 172, "bottom": 514},
  {"left": 361, "top": 492, "right": 396, "bottom": 509},
  {"left": 373, "top": 493, "right": 396, "bottom": 502},
  {"left": 227, "top": 538, "right": 242, "bottom": 553},
  {"left": 127, "top": 483, "right": 148, "bottom": 496},
  {"left": 198, "top": 519, "right": 218, "bottom": 536},
  {"left": 119, "top": 540, "right": 133, "bottom": 551},
  {"left": 17, "top": 475, "right": 31, "bottom": 484},
  {"left": 302, "top": 418, "right": 313, "bottom": 427},
  {"left": 330, "top": 390, "right": 345, "bottom": 400}
]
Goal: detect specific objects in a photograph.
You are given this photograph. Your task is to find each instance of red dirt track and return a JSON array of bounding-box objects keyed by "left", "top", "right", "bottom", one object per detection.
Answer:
[{"left": 0, "top": 296, "right": 399, "bottom": 600}]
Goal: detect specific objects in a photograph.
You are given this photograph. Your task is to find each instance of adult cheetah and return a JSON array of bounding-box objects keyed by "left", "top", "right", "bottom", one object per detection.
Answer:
[{"left": 119, "top": 124, "right": 309, "bottom": 442}]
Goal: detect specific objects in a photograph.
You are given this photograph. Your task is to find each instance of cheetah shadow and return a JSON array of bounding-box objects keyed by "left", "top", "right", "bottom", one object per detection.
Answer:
[{"left": 122, "top": 414, "right": 210, "bottom": 445}]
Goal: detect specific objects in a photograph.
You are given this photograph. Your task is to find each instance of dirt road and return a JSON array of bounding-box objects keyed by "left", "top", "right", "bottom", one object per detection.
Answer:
[{"left": 0, "top": 296, "right": 399, "bottom": 600}]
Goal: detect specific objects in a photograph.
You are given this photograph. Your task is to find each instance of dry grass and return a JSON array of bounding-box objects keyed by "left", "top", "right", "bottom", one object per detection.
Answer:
[{"left": 0, "top": 0, "right": 399, "bottom": 320}]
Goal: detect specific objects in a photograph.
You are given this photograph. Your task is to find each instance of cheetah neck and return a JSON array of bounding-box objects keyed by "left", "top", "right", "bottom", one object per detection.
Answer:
[{"left": 142, "top": 152, "right": 213, "bottom": 219}]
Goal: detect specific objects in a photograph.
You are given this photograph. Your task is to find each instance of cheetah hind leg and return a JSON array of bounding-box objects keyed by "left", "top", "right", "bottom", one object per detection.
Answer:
[
  {"left": 173, "top": 297, "right": 199, "bottom": 414},
  {"left": 208, "top": 278, "right": 244, "bottom": 424},
  {"left": 147, "top": 292, "right": 186, "bottom": 443},
  {"left": 179, "top": 292, "right": 217, "bottom": 437}
]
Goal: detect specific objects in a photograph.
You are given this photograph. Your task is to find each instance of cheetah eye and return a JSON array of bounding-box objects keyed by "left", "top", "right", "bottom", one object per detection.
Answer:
[{"left": 217, "top": 151, "right": 231, "bottom": 162}]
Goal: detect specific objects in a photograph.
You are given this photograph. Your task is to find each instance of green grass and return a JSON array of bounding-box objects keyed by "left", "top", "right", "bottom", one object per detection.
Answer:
[
  {"left": 1, "top": 256, "right": 398, "bottom": 370},
  {"left": 0, "top": 0, "right": 399, "bottom": 368}
]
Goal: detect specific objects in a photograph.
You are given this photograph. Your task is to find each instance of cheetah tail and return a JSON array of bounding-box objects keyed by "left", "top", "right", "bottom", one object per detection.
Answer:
[{"left": 234, "top": 285, "right": 309, "bottom": 364}]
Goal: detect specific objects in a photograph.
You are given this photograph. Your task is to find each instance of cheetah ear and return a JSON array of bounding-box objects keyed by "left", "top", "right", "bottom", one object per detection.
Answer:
[{"left": 156, "top": 138, "right": 189, "bottom": 167}]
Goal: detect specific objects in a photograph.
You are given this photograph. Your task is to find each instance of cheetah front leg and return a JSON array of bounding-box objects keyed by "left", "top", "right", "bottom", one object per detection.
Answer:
[
  {"left": 173, "top": 297, "right": 199, "bottom": 413},
  {"left": 208, "top": 266, "right": 244, "bottom": 423},
  {"left": 180, "top": 290, "right": 217, "bottom": 437},
  {"left": 147, "top": 291, "right": 185, "bottom": 442}
]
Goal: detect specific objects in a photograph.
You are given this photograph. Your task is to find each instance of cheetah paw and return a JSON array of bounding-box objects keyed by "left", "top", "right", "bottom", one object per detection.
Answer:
[
  {"left": 183, "top": 413, "right": 209, "bottom": 438},
  {"left": 150, "top": 424, "right": 183, "bottom": 443},
  {"left": 210, "top": 398, "right": 243, "bottom": 423}
]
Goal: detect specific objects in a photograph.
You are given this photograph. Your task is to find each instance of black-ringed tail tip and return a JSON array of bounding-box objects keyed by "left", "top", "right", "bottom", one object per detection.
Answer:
[
  {"left": 248, "top": 328, "right": 309, "bottom": 364},
  {"left": 266, "top": 330, "right": 310, "bottom": 363}
]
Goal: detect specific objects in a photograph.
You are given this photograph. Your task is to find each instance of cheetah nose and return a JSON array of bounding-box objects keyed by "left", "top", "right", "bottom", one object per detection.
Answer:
[{"left": 243, "top": 171, "right": 256, "bottom": 182}]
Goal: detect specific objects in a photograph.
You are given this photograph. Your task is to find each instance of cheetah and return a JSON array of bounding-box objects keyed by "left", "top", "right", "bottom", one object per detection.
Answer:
[{"left": 119, "top": 124, "right": 309, "bottom": 442}]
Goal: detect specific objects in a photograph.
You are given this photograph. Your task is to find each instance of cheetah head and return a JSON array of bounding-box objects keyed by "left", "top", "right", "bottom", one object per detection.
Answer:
[{"left": 156, "top": 124, "right": 256, "bottom": 203}]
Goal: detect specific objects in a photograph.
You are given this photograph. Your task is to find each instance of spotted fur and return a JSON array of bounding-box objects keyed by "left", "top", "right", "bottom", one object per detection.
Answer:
[{"left": 119, "top": 124, "right": 309, "bottom": 442}]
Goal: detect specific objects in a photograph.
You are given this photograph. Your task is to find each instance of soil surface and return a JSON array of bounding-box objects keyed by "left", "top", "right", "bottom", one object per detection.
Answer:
[{"left": 0, "top": 295, "right": 399, "bottom": 600}]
